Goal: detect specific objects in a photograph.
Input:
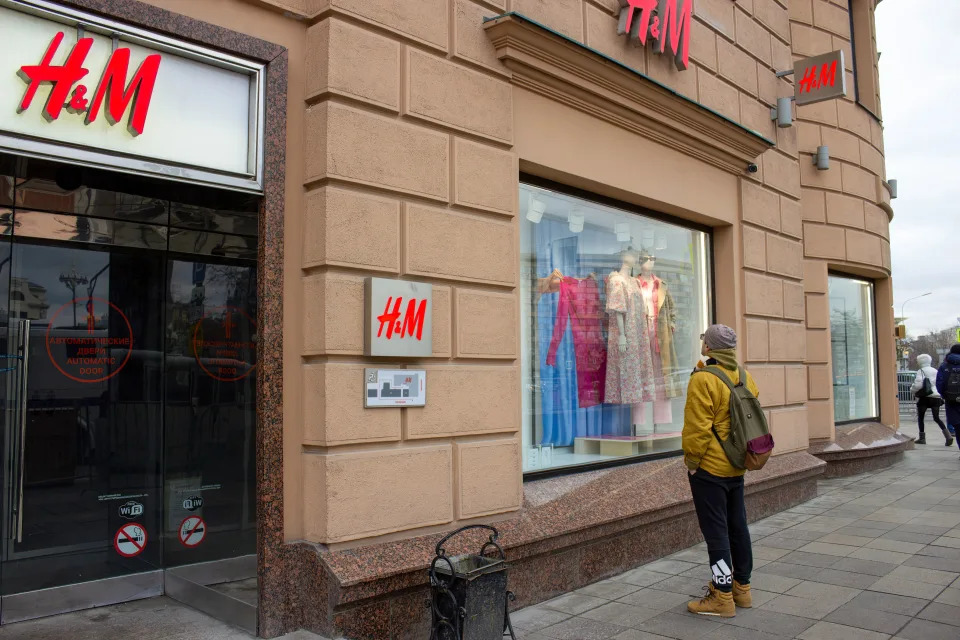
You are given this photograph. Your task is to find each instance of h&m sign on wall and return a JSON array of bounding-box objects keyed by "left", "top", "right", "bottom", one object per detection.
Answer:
[
  {"left": 617, "top": 0, "right": 693, "bottom": 71},
  {"left": 793, "top": 50, "right": 847, "bottom": 106},
  {"left": 0, "top": 0, "right": 265, "bottom": 192},
  {"left": 364, "top": 278, "right": 433, "bottom": 358}
]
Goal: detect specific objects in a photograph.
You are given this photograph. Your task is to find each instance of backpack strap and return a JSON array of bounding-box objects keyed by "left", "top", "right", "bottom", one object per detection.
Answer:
[{"left": 697, "top": 366, "right": 744, "bottom": 446}]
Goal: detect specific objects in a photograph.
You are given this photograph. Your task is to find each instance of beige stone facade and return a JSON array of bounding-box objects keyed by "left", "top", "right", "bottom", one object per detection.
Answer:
[{"left": 93, "top": 0, "right": 894, "bottom": 635}]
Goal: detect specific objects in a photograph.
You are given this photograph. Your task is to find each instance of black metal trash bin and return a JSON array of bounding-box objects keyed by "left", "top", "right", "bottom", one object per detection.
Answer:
[{"left": 428, "top": 525, "right": 516, "bottom": 640}]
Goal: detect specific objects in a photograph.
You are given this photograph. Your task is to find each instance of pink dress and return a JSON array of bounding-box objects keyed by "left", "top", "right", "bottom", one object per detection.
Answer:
[
  {"left": 604, "top": 271, "right": 655, "bottom": 404},
  {"left": 545, "top": 277, "right": 606, "bottom": 408}
]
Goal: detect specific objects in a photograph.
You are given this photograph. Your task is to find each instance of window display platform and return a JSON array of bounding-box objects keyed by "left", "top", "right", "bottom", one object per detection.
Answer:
[{"left": 574, "top": 432, "right": 682, "bottom": 456}]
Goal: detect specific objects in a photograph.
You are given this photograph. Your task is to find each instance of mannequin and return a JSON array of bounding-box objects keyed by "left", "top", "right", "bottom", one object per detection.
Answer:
[
  {"left": 604, "top": 248, "right": 655, "bottom": 417},
  {"left": 634, "top": 249, "right": 682, "bottom": 431}
]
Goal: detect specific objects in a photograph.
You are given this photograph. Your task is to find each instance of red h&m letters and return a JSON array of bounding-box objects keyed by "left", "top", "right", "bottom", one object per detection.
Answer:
[
  {"left": 17, "top": 32, "right": 162, "bottom": 136},
  {"left": 376, "top": 297, "right": 428, "bottom": 341},
  {"left": 620, "top": 0, "right": 692, "bottom": 71}
]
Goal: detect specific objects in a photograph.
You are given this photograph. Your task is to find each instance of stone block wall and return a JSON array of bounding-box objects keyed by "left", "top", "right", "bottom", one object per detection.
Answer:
[
  {"left": 299, "top": 0, "right": 522, "bottom": 546},
  {"left": 790, "top": 0, "right": 895, "bottom": 437}
]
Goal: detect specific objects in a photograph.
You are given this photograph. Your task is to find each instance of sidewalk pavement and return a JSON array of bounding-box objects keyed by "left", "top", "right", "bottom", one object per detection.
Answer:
[
  {"left": 513, "top": 421, "right": 960, "bottom": 640},
  {"left": 2, "top": 418, "right": 957, "bottom": 640}
]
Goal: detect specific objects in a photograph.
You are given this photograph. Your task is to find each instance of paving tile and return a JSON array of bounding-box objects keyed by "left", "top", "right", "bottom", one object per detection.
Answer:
[
  {"left": 517, "top": 632, "right": 554, "bottom": 640},
  {"left": 749, "top": 572, "right": 804, "bottom": 594},
  {"left": 651, "top": 576, "right": 709, "bottom": 597},
  {"left": 864, "top": 538, "right": 926, "bottom": 554},
  {"left": 611, "top": 630, "right": 676, "bottom": 640},
  {"left": 903, "top": 554, "right": 960, "bottom": 573},
  {"left": 881, "top": 530, "right": 939, "bottom": 545},
  {"left": 580, "top": 602, "right": 663, "bottom": 628},
  {"left": 833, "top": 526, "right": 888, "bottom": 539},
  {"left": 644, "top": 560, "right": 700, "bottom": 576},
  {"left": 703, "top": 626, "right": 791, "bottom": 640},
  {"left": 824, "top": 603, "right": 912, "bottom": 635},
  {"left": 541, "top": 593, "right": 609, "bottom": 615},
  {"left": 908, "top": 512, "right": 960, "bottom": 528},
  {"left": 756, "top": 562, "right": 823, "bottom": 581},
  {"left": 635, "top": 611, "right": 723, "bottom": 640},
  {"left": 752, "top": 546, "right": 792, "bottom": 561},
  {"left": 617, "top": 589, "right": 695, "bottom": 611},
  {"left": 722, "top": 607, "right": 816, "bottom": 636},
  {"left": 785, "top": 580, "right": 861, "bottom": 603},
  {"left": 798, "top": 620, "right": 893, "bottom": 640},
  {"left": 797, "top": 542, "right": 859, "bottom": 557},
  {"left": 894, "top": 523, "right": 951, "bottom": 536},
  {"left": 779, "top": 551, "right": 847, "bottom": 569},
  {"left": 886, "top": 565, "right": 958, "bottom": 586},
  {"left": 759, "top": 536, "right": 812, "bottom": 551},
  {"left": 807, "top": 568, "right": 891, "bottom": 590},
  {"left": 669, "top": 549, "right": 709, "bottom": 563},
  {"left": 917, "top": 601, "right": 960, "bottom": 627},
  {"left": 759, "top": 594, "right": 845, "bottom": 619},
  {"left": 539, "top": 616, "right": 625, "bottom": 640},
  {"left": 818, "top": 533, "right": 876, "bottom": 547},
  {"left": 848, "top": 547, "right": 914, "bottom": 565},
  {"left": 867, "top": 575, "right": 946, "bottom": 600},
  {"left": 615, "top": 568, "right": 676, "bottom": 588},
  {"left": 931, "top": 535, "right": 960, "bottom": 547},
  {"left": 776, "top": 528, "right": 835, "bottom": 542},
  {"left": 851, "top": 519, "right": 900, "bottom": 532},
  {"left": 864, "top": 508, "right": 926, "bottom": 524},
  {"left": 897, "top": 618, "right": 960, "bottom": 640},
  {"left": 934, "top": 587, "right": 960, "bottom": 606},
  {"left": 578, "top": 581, "right": 645, "bottom": 600},
  {"left": 847, "top": 590, "right": 931, "bottom": 616},
  {"left": 831, "top": 557, "right": 899, "bottom": 577},
  {"left": 512, "top": 607, "right": 574, "bottom": 632}
]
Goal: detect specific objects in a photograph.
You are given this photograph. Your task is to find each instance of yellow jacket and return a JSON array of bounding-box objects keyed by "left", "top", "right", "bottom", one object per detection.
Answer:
[{"left": 682, "top": 360, "right": 760, "bottom": 478}]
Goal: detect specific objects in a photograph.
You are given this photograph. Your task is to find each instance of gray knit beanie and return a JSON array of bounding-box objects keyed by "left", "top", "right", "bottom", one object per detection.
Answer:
[{"left": 703, "top": 324, "right": 737, "bottom": 350}]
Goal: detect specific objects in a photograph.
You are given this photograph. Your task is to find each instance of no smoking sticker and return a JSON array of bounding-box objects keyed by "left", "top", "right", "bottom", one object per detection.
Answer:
[
  {"left": 114, "top": 523, "right": 147, "bottom": 557},
  {"left": 179, "top": 516, "right": 206, "bottom": 548}
]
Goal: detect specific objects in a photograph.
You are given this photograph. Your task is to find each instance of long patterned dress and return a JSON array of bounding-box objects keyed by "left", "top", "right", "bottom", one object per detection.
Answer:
[{"left": 604, "top": 270, "right": 655, "bottom": 404}]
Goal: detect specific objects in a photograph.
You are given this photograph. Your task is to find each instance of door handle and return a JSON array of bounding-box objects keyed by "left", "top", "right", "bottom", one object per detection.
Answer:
[{"left": 10, "top": 319, "right": 29, "bottom": 543}]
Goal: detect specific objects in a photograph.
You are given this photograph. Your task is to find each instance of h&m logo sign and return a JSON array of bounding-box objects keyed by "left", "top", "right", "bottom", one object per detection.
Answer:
[
  {"left": 617, "top": 0, "right": 693, "bottom": 71},
  {"left": 17, "top": 31, "right": 162, "bottom": 136}
]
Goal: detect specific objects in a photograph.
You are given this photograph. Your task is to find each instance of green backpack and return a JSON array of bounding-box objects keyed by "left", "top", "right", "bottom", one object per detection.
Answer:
[{"left": 699, "top": 365, "right": 775, "bottom": 471}]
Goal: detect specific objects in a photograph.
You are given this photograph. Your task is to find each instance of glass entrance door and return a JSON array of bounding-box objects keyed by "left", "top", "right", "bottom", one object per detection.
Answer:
[
  {"left": 0, "top": 156, "right": 259, "bottom": 626},
  {"left": 1, "top": 241, "right": 165, "bottom": 620}
]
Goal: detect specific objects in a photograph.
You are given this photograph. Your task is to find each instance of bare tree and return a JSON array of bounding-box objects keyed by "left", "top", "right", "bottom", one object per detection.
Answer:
[{"left": 905, "top": 327, "right": 958, "bottom": 368}]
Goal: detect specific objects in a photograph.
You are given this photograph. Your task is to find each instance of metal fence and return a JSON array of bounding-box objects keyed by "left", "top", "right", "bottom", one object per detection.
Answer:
[{"left": 897, "top": 370, "right": 916, "bottom": 403}]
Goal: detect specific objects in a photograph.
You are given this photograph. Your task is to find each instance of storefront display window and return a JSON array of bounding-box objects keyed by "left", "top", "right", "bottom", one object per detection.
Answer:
[
  {"left": 829, "top": 275, "right": 879, "bottom": 421},
  {"left": 520, "top": 183, "right": 712, "bottom": 473}
]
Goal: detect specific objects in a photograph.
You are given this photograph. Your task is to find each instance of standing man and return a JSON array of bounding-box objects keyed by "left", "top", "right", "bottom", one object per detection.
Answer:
[
  {"left": 936, "top": 344, "right": 960, "bottom": 455},
  {"left": 683, "top": 324, "right": 758, "bottom": 618}
]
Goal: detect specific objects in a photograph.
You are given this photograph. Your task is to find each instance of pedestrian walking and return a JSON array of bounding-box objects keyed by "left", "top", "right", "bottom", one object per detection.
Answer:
[
  {"left": 936, "top": 344, "right": 960, "bottom": 455},
  {"left": 911, "top": 354, "right": 954, "bottom": 446},
  {"left": 682, "top": 324, "right": 768, "bottom": 618}
]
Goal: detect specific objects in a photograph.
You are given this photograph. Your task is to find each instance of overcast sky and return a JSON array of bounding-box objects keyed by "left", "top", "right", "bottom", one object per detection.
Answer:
[{"left": 876, "top": 1, "right": 960, "bottom": 336}]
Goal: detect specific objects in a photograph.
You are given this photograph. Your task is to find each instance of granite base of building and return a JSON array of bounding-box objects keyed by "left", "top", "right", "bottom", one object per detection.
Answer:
[
  {"left": 280, "top": 452, "right": 825, "bottom": 640},
  {"left": 809, "top": 422, "right": 914, "bottom": 478}
]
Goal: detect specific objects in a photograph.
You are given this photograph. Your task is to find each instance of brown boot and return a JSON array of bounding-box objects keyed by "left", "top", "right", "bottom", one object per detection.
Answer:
[
  {"left": 732, "top": 580, "right": 752, "bottom": 608},
  {"left": 687, "top": 583, "right": 735, "bottom": 618}
]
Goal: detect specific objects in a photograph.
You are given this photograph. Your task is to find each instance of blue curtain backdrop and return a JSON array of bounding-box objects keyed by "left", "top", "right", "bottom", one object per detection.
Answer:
[{"left": 536, "top": 219, "right": 630, "bottom": 447}]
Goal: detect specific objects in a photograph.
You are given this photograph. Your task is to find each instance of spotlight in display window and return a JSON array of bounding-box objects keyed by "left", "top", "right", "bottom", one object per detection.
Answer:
[
  {"left": 568, "top": 211, "right": 584, "bottom": 233},
  {"left": 526, "top": 194, "right": 546, "bottom": 223}
]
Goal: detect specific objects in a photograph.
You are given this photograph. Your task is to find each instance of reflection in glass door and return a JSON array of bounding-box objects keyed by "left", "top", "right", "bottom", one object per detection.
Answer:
[
  {"left": 163, "top": 257, "right": 257, "bottom": 612},
  {"left": 1, "top": 242, "right": 165, "bottom": 620}
]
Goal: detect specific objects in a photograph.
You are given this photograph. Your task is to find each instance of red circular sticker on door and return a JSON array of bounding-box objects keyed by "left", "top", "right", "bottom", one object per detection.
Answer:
[
  {"left": 114, "top": 523, "right": 147, "bottom": 557},
  {"left": 191, "top": 306, "right": 256, "bottom": 382},
  {"left": 45, "top": 297, "right": 133, "bottom": 384},
  {"left": 178, "top": 516, "right": 206, "bottom": 548}
]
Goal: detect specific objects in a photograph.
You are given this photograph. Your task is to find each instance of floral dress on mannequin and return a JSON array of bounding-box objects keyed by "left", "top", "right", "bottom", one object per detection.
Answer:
[{"left": 604, "top": 270, "right": 655, "bottom": 404}]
